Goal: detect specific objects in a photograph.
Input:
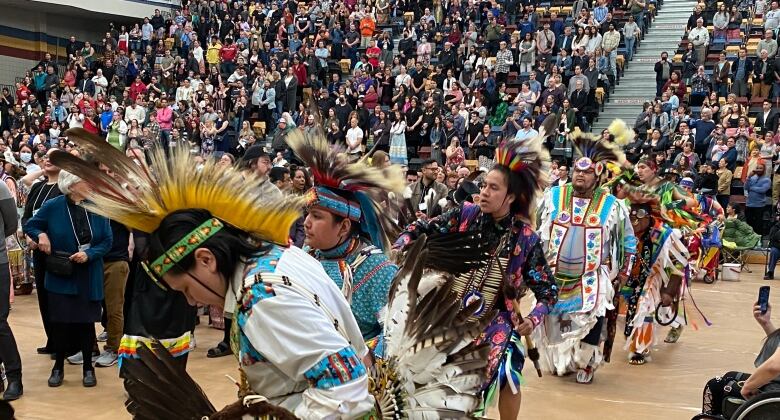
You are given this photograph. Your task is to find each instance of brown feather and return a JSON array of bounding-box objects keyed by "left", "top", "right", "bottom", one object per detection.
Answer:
[{"left": 120, "top": 341, "right": 216, "bottom": 419}]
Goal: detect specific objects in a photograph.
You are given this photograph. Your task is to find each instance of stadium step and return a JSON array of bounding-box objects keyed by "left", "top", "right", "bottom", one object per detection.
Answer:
[{"left": 592, "top": 0, "right": 697, "bottom": 133}]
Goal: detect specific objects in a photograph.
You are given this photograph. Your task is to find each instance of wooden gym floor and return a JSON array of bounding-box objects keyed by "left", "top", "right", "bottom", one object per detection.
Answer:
[{"left": 4, "top": 266, "right": 775, "bottom": 420}]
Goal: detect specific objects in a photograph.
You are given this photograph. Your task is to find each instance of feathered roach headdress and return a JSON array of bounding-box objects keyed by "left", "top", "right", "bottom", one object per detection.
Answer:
[
  {"left": 50, "top": 128, "right": 304, "bottom": 277},
  {"left": 286, "top": 129, "right": 404, "bottom": 252},
  {"left": 570, "top": 123, "right": 628, "bottom": 178},
  {"left": 493, "top": 132, "right": 551, "bottom": 219}
]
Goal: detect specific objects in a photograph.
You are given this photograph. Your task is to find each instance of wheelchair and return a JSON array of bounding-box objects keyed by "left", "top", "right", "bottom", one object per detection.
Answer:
[{"left": 692, "top": 391, "right": 780, "bottom": 420}]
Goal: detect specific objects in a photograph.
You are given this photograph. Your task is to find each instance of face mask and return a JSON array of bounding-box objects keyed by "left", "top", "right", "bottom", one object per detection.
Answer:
[{"left": 20, "top": 152, "right": 31, "bottom": 163}]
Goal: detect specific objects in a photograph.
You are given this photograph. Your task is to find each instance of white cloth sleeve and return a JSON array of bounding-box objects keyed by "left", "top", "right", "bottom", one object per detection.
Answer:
[{"left": 242, "top": 288, "right": 374, "bottom": 419}]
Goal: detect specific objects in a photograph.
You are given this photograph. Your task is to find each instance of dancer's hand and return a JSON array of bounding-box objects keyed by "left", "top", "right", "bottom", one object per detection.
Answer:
[{"left": 515, "top": 317, "right": 534, "bottom": 336}]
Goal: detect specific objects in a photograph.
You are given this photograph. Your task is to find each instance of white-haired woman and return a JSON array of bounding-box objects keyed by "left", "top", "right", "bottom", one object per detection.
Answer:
[{"left": 24, "top": 170, "right": 112, "bottom": 389}]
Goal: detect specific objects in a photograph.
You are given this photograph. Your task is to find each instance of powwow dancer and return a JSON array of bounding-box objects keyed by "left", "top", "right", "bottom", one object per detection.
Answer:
[
  {"left": 287, "top": 131, "right": 401, "bottom": 341},
  {"left": 51, "top": 128, "right": 375, "bottom": 418},
  {"left": 679, "top": 177, "right": 724, "bottom": 286},
  {"left": 629, "top": 157, "right": 705, "bottom": 349},
  {"left": 620, "top": 198, "right": 690, "bottom": 365},
  {"left": 534, "top": 127, "right": 636, "bottom": 384},
  {"left": 394, "top": 134, "right": 558, "bottom": 419}
]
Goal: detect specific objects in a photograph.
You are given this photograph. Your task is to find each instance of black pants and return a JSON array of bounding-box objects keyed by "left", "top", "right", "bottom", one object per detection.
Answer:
[
  {"left": 51, "top": 322, "right": 95, "bottom": 373},
  {"left": 34, "top": 250, "right": 53, "bottom": 350},
  {"left": 703, "top": 371, "right": 749, "bottom": 415},
  {"left": 0, "top": 263, "right": 21, "bottom": 382},
  {"left": 746, "top": 206, "right": 765, "bottom": 236},
  {"left": 582, "top": 316, "right": 605, "bottom": 346}
]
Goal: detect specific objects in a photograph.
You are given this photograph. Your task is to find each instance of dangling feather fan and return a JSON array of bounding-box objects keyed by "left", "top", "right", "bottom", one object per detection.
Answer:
[
  {"left": 494, "top": 133, "right": 551, "bottom": 220},
  {"left": 52, "top": 128, "right": 304, "bottom": 244},
  {"left": 286, "top": 129, "right": 404, "bottom": 251},
  {"left": 121, "top": 340, "right": 296, "bottom": 420},
  {"left": 570, "top": 129, "right": 628, "bottom": 167},
  {"left": 376, "top": 232, "right": 493, "bottom": 419}
]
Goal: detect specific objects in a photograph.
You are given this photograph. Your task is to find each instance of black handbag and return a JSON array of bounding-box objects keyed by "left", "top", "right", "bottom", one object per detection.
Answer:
[{"left": 46, "top": 251, "right": 74, "bottom": 277}]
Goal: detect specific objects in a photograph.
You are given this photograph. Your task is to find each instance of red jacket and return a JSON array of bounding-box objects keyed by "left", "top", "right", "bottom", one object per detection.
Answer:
[
  {"left": 292, "top": 64, "right": 308, "bottom": 87},
  {"left": 220, "top": 44, "right": 238, "bottom": 63}
]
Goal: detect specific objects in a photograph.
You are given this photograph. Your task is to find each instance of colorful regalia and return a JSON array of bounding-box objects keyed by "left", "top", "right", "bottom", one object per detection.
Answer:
[
  {"left": 51, "top": 128, "right": 374, "bottom": 418},
  {"left": 534, "top": 129, "right": 636, "bottom": 379},
  {"left": 612, "top": 165, "right": 704, "bottom": 362},
  {"left": 286, "top": 131, "right": 402, "bottom": 342},
  {"left": 622, "top": 213, "right": 689, "bottom": 357},
  {"left": 395, "top": 134, "right": 558, "bottom": 408}
]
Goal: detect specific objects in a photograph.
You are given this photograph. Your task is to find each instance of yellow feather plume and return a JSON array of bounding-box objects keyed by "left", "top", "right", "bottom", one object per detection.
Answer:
[
  {"left": 607, "top": 119, "right": 635, "bottom": 146},
  {"left": 54, "top": 129, "right": 304, "bottom": 245}
]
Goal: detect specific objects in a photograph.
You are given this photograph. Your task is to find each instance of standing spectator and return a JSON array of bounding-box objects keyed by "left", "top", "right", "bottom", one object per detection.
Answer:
[
  {"left": 753, "top": 50, "right": 774, "bottom": 98},
  {"left": 359, "top": 13, "right": 375, "bottom": 48},
  {"left": 744, "top": 163, "right": 771, "bottom": 235},
  {"left": 655, "top": 52, "right": 671, "bottom": 97},
  {"left": 623, "top": 15, "right": 641, "bottom": 61},
  {"left": 495, "top": 41, "right": 513, "bottom": 85},
  {"left": 731, "top": 49, "right": 753, "bottom": 97},
  {"left": 716, "top": 158, "right": 733, "bottom": 209},
  {"left": 688, "top": 18, "right": 709, "bottom": 68},
  {"left": 156, "top": 98, "right": 173, "bottom": 149},
  {"left": 536, "top": 22, "right": 555, "bottom": 64},
  {"left": 24, "top": 171, "right": 112, "bottom": 388},
  {"left": 345, "top": 117, "right": 364, "bottom": 159},
  {"left": 713, "top": 52, "right": 732, "bottom": 98},
  {"left": 765, "top": 1, "right": 780, "bottom": 33},
  {"left": 758, "top": 30, "right": 778, "bottom": 59},
  {"left": 0, "top": 179, "right": 22, "bottom": 400},
  {"left": 95, "top": 167, "right": 131, "bottom": 368},
  {"left": 602, "top": 23, "right": 620, "bottom": 77},
  {"left": 389, "top": 111, "right": 407, "bottom": 165},
  {"left": 712, "top": 4, "right": 730, "bottom": 41},
  {"left": 406, "top": 159, "right": 448, "bottom": 219}
]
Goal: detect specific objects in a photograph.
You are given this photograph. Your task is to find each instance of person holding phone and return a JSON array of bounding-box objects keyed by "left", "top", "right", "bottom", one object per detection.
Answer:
[{"left": 699, "top": 297, "right": 780, "bottom": 416}]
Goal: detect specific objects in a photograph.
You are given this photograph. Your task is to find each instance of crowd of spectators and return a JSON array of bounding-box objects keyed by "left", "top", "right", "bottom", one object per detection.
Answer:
[
  {"left": 0, "top": 0, "right": 651, "bottom": 179},
  {"left": 629, "top": 0, "right": 777, "bottom": 238}
]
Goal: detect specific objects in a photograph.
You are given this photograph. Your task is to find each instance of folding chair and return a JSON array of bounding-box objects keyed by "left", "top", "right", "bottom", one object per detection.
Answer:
[{"left": 721, "top": 218, "right": 761, "bottom": 274}]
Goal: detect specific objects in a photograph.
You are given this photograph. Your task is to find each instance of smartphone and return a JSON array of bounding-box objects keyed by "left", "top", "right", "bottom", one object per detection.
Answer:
[{"left": 758, "top": 286, "right": 771, "bottom": 315}]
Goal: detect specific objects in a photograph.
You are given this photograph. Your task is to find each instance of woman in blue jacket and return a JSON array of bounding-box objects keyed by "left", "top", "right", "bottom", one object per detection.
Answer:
[{"left": 24, "top": 170, "right": 112, "bottom": 389}]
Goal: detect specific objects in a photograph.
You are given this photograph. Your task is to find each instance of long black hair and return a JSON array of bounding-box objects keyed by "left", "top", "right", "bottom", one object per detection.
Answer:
[
  {"left": 489, "top": 164, "right": 536, "bottom": 221},
  {"left": 148, "top": 209, "right": 270, "bottom": 283}
]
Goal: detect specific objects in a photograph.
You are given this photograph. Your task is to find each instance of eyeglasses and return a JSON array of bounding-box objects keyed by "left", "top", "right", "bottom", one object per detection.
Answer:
[
  {"left": 141, "top": 258, "right": 225, "bottom": 301},
  {"left": 630, "top": 208, "right": 648, "bottom": 219}
]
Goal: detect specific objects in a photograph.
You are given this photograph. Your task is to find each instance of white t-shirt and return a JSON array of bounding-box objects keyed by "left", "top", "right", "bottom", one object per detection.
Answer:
[{"left": 346, "top": 127, "right": 363, "bottom": 154}]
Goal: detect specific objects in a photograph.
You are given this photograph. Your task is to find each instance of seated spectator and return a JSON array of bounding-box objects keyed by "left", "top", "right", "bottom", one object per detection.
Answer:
[{"left": 699, "top": 302, "right": 780, "bottom": 416}]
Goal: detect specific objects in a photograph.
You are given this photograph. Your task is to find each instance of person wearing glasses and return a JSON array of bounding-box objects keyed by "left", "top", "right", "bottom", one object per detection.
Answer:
[
  {"left": 24, "top": 170, "right": 112, "bottom": 388},
  {"left": 616, "top": 156, "right": 698, "bottom": 365},
  {"left": 404, "top": 159, "right": 448, "bottom": 220}
]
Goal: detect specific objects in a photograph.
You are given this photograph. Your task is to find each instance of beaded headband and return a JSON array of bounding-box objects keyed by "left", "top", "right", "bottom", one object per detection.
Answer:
[
  {"left": 149, "top": 218, "right": 224, "bottom": 277},
  {"left": 308, "top": 187, "right": 361, "bottom": 222}
]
